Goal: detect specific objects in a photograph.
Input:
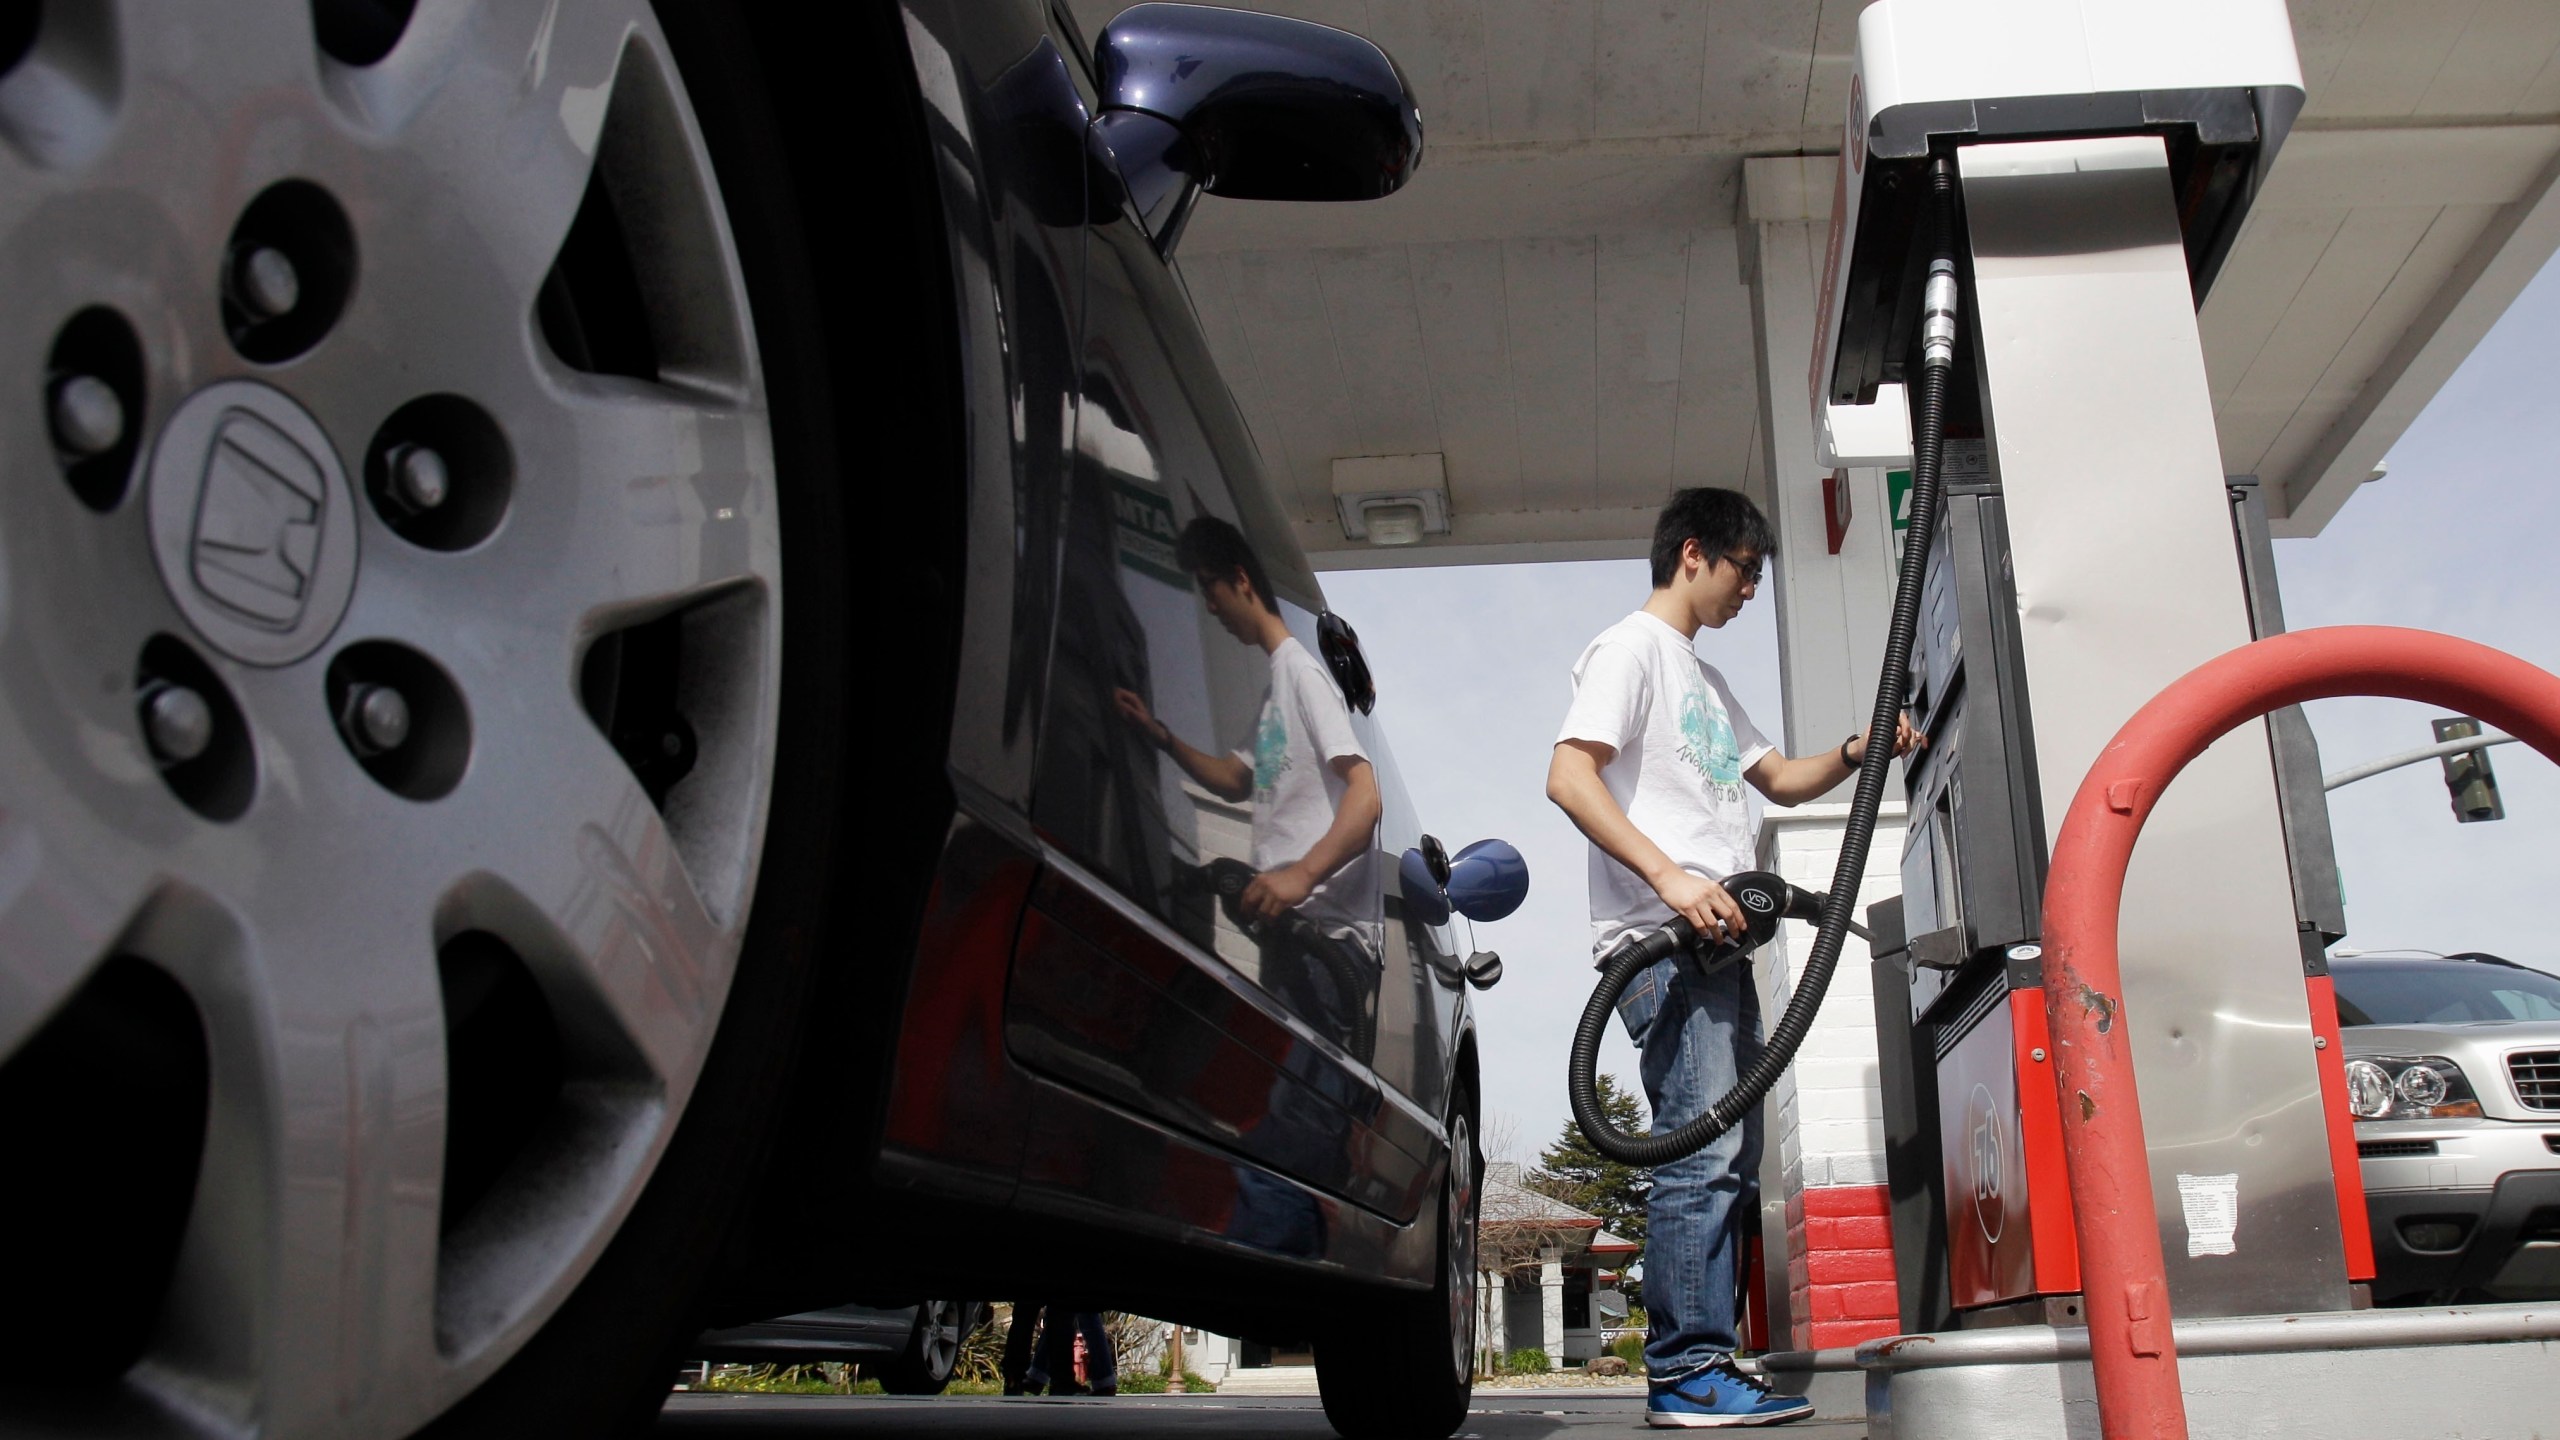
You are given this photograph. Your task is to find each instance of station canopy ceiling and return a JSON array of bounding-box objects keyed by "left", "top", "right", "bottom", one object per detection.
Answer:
[{"left": 1067, "top": 1, "right": 2560, "bottom": 568}]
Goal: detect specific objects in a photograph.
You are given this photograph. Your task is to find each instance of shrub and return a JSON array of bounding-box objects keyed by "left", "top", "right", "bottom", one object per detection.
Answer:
[
  {"left": 954, "top": 1306, "right": 1005, "bottom": 1388},
  {"left": 1503, "top": 1347, "right": 1551, "bottom": 1375},
  {"left": 694, "top": 1363, "right": 878, "bottom": 1395},
  {"left": 1607, "top": 1331, "right": 1646, "bottom": 1369}
]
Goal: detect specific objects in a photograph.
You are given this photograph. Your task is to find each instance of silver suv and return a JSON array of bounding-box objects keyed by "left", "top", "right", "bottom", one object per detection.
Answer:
[{"left": 2332, "top": 953, "right": 2560, "bottom": 1305}]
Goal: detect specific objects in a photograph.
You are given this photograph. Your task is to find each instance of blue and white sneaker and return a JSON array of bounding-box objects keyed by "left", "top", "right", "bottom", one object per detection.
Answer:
[{"left": 1645, "top": 1361, "right": 1815, "bottom": 1427}]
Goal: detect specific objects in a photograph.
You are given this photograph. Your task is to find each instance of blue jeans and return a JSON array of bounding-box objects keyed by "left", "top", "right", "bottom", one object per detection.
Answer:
[{"left": 1615, "top": 950, "right": 1764, "bottom": 1388}]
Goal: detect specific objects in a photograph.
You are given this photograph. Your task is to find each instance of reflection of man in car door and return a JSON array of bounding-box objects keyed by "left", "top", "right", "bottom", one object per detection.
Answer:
[{"left": 1111, "top": 516, "right": 1380, "bottom": 1041}]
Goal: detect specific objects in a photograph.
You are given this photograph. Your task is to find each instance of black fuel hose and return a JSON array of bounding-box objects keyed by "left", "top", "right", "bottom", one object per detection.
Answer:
[{"left": 1569, "top": 156, "right": 1962, "bottom": 1166}]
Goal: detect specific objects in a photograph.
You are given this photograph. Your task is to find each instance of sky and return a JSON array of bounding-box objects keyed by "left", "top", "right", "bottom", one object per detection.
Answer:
[{"left": 1323, "top": 250, "right": 2560, "bottom": 1166}]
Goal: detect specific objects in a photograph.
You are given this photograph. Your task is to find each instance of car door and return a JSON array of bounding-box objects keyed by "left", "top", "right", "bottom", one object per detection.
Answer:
[
  {"left": 1362, "top": 726, "right": 1469, "bottom": 1124},
  {"left": 1005, "top": 11, "right": 1431, "bottom": 1226},
  {"left": 865, "top": 0, "right": 1092, "bottom": 1204}
]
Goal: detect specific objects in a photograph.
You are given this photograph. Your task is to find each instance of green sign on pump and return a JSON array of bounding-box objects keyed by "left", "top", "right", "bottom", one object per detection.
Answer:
[{"left": 1887, "top": 468, "right": 1912, "bottom": 564}]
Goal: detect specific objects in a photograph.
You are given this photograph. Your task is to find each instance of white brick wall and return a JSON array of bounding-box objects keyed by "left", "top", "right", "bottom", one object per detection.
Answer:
[
  {"left": 1753, "top": 803, "right": 1904, "bottom": 1195},
  {"left": 1797, "top": 1084, "right": 1880, "bottom": 1125}
]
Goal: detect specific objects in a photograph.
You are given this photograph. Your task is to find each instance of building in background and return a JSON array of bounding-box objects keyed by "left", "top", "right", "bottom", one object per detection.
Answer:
[{"left": 1478, "top": 1162, "right": 1638, "bottom": 1368}]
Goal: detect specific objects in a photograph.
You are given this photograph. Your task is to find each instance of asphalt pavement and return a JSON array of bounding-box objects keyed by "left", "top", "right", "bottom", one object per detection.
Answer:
[{"left": 657, "top": 1392, "right": 1871, "bottom": 1438}]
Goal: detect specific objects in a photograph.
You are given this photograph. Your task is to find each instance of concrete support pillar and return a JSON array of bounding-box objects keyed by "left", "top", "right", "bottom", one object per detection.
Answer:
[
  {"left": 1739, "top": 156, "right": 1909, "bottom": 1353},
  {"left": 1540, "top": 1249, "right": 1566, "bottom": 1369},
  {"left": 1183, "top": 1330, "right": 1236, "bottom": 1385},
  {"left": 1740, "top": 158, "right": 1907, "bottom": 764}
]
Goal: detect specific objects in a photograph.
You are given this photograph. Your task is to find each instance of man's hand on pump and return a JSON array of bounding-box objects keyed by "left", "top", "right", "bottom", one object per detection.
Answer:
[
  {"left": 1652, "top": 867, "right": 1749, "bottom": 942},
  {"left": 1849, "top": 712, "right": 1927, "bottom": 766},
  {"left": 1740, "top": 713, "right": 1927, "bottom": 806}
]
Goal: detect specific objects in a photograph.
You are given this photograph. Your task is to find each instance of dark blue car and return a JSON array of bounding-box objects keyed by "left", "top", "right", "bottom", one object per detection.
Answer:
[{"left": 0, "top": 4, "right": 1499, "bottom": 1437}]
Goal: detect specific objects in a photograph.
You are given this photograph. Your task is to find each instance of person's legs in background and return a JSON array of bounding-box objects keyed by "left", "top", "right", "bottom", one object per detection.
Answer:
[
  {"left": 1077, "top": 1312, "right": 1118, "bottom": 1395},
  {"left": 1038, "top": 1307, "right": 1083, "bottom": 1396},
  {"left": 1002, "top": 1303, "right": 1048, "bottom": 1395}
]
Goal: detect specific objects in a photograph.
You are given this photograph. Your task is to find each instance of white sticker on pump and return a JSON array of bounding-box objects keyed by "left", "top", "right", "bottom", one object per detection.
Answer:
[{"left": 2177, "top": 1172, "right": 2241, "bottom": 1257}]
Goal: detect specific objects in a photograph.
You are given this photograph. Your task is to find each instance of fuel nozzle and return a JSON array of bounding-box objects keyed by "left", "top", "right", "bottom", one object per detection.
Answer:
[
  {"left": 1601, "top": 870, "right": 1872, "bottom": 978},
  {"left": 1776, "top": 877, "right": 1874, "bottom": 942},
  {"left": 1920, "top": 255, "right": 1961, "bottom": 370}
]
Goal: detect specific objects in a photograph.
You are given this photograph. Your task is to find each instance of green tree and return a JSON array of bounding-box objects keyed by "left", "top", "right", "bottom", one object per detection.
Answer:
[{"left": 1527, "top": 1074, "right": 1651, "bottom": 1248}]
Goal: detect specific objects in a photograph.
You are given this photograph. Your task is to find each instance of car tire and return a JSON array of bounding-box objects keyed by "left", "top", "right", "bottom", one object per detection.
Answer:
[
  {"left": 872, "top": 1300, "right": 979, "bottom": 1396},
  {"left": 1315, "top": 1093, "right": 1480, "bottom": 1440},
  {"left": 0, "top": 0, "right": 893, "bottom": 1436}
]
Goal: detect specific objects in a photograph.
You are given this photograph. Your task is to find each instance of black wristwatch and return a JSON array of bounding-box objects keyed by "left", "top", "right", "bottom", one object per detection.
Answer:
[{"left": 1840, "top": 733, "right": 1859, "bottom": 768}]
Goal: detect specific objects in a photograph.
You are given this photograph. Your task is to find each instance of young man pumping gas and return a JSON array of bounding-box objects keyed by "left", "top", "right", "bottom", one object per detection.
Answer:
[{"left": 1547, "top": 488, "right": 1919, "bottom": 1429}]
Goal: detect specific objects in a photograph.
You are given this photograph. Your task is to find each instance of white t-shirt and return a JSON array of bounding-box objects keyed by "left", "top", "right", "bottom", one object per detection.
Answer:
[
  {"left": 1556, "top": 611, "right": 1774, "bottom": 952},
  {"left": 1235, "top": 637, "right": 1373, "bottom": 924}
]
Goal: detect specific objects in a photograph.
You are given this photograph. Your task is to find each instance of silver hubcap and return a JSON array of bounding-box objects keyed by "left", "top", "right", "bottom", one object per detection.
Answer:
[
  {"left": 1, "top": 3, "right": 779, "bottom": 1435},
  {"left": 918, "top": 1301, "right": 963, "bottom": 1379},
  {"left": 1447, "top": 1114, "right": 1479, "bottom": 1383}
]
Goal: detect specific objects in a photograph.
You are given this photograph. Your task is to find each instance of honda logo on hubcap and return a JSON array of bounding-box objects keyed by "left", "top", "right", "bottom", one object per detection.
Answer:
[{"left": 148, "top": 380, "right": 359, "bottom": 666}]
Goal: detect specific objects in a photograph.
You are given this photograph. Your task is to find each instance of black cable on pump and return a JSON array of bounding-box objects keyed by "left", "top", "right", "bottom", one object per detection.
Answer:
[{"left": 1568, "top": 157, "right": 1964, "bottom": 1167}]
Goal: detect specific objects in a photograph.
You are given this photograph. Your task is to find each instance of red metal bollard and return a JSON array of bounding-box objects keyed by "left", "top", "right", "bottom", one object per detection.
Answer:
[{"left": 2038, "top": 626, "right": 2560, "bottom": 1440}]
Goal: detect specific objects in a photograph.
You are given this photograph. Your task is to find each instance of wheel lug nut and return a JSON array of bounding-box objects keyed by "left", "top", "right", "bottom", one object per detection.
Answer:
[
  {"left": 140, "top": 682, "right": 215, "bottom": 765},
  {"left": 342, "top": 683, "right": 411, "bottom": 755},
  {"left": 236, "top": 245, "right": 301, "bottom": 319},
  {"left": 385, "top": 443, "right": 450, "bottom": 512},
  {"left": 50, "top": 374, "right": 125, "bottom": 457}
]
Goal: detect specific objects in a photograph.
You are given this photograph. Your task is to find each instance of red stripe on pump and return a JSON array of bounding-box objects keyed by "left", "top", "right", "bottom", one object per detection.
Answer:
[{"left": 2303, "top": 974, "right": 2377, "bottom": 1281}]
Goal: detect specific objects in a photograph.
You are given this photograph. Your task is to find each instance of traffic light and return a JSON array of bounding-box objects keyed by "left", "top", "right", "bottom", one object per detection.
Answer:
[{"left": 2433, "top": 716, "right": 2504, "bottom": 822}]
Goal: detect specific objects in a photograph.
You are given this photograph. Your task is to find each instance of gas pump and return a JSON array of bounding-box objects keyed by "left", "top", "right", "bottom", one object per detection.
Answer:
[
  {"left": 1869, "top": 465, "right": 2371, "bottom": 1333},
  {"left": 1799, "top": 0, "right": 2381, "bottom": 1333},
  {"left": 1568, "top": 5, "right": 2560, "bottom": 1431},
  {"left": 1763, "top": 0, "right": 2365, "bottom": 1326}
]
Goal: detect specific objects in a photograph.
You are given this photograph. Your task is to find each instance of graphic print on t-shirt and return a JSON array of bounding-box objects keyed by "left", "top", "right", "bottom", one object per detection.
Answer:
[
  {"left": 1674, "top": 669, "right": 1747, "bottom": 805},
  {"left": 1251, "top": 697, "right": 1291, "bottom": 803}
]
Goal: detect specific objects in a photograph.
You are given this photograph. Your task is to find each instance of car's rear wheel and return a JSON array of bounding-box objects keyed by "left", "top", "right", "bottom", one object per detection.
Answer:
[
  {"left": 0, "top": 2, "right": 861, "bottom": 1435},
  {"left": 873, "top": 1300, "right": 977, "bottom": 1396},
  {"left": 1316, "top": 1096, "right": 1480, "bottom": 1439}
]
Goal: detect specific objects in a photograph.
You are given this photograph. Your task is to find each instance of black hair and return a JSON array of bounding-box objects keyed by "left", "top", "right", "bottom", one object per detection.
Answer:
[
  {"left": 1174, "top": 514, "right": 1278, "bottom": 615},
  {"left": 1649, "top": 487, "right": 1774, "bottom": 588}
]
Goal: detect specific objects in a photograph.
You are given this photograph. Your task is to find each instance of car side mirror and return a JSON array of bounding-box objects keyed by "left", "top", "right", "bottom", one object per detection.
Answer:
[
  {"left": 1092, "top": 3, "right": 1422, "bottom": 256},
  {"left": 1401, "top": 836, "right": 1528, "bottom": 926},
  {"left": 1444, "top": 839, "right": 1527, "bottom": 922}
]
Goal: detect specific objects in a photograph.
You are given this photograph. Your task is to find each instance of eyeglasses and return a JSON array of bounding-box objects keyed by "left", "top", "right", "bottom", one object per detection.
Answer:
[{"left": 1719, "top": 553, "right": 1766, "bottom": 588}]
